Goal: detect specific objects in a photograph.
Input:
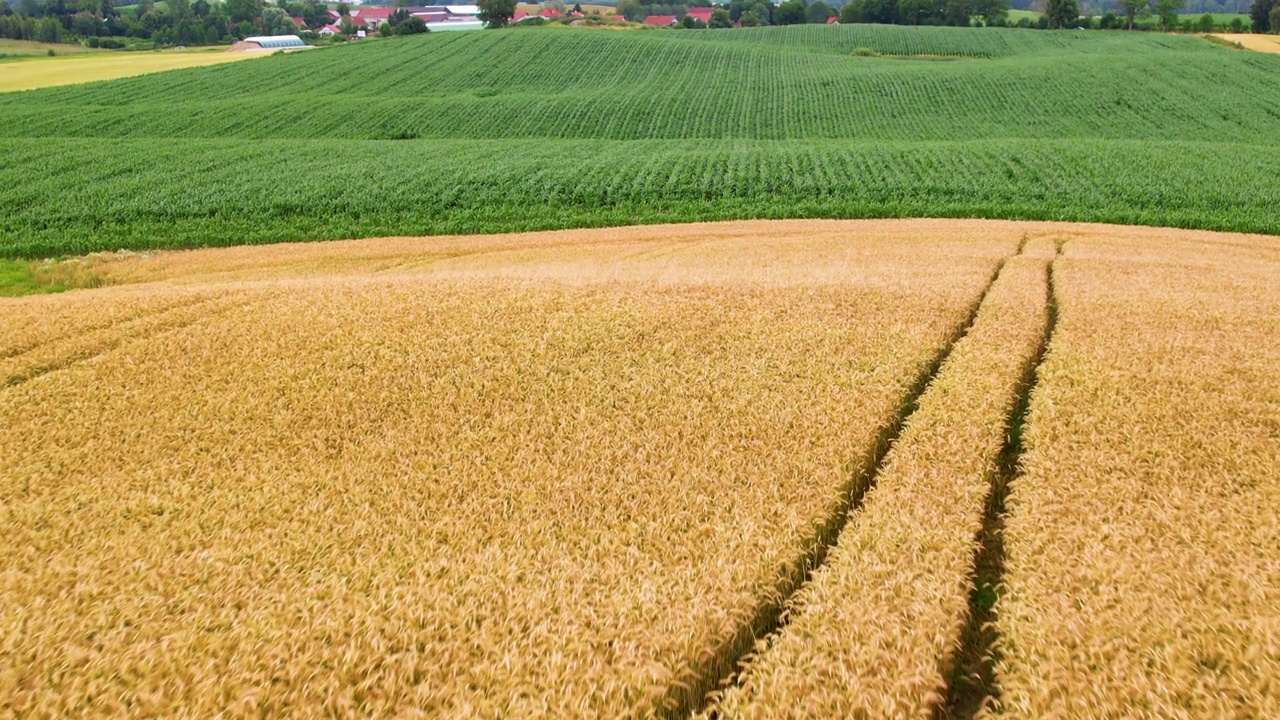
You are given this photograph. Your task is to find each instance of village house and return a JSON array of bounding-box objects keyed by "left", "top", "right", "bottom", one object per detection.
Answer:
[{"left": 642, "top": 14, "right": 678, "bottom": 26}]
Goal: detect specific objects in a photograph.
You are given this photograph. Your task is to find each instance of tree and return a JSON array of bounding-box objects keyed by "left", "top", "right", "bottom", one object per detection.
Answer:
[
  {"left": 477, "top": 0, "right": 516, "bottom": 26},
  {"left": 1044, "top": 0, "right": 1075, "bottom": 27},
  {"left": 859, "top": 0, "right": 897, "bottom": 23},
  {"left": 299, "top": 0, "right": 327, "bottom": 27},
  {"left": 774, "top": 0, "right": 805, "bottom": 24},
  {"left": 971, "top": 0, "right": 1006, "bottom": 24},
  {"left": 1250, "top": 0, "right": 1273, "bottom": 32},
  {"left": 397, "top": 14, "right": 427, "bottom": 32},
  {"left": 944, "top": 0, "right": 970, "bottom": 25},
  {"left": 749, "top": 1, "right": 770, "bottom": 23},
  {"left": 335, "top": 1, "right": 349, "bottom": 16},
  {"left": 838, "top": 0, "right": 860, "bottom": 22},
  {"left": 1117, "top": 0, "right": 1149, "bottom": 29},
  {"left": 572, "top": 2, "right": 582, "bottom": 12},
  {"left": 739, "top": 8, "right": 761, "bottom": 24},
  {"left": 898, "top": 0, "right": 938, "bottom": 24},
  {"left": 805, "top": 0, "right": 831, "bottom": 21},
  {"left": 168, "top": 0, "right": 191, "bottom": 21},
  {"left": 225, "top": 0, "right": 261, "bottom": 23},
  {"left": 616, "top": 0, "right": 642, "bottom": 20},
  {"left": 1045, "top": 0, "right": 1077, "bottom": 27},
  {"left": 1272, "top": 5, "right": 1280, "bottom": 32},
  {"left": 72, "top": 10, "right": 103, "bottom": 34},
  {"left": 708, "top": 7, "right": 732, "bottom": 25},
  {"left": 260, "top": 6, "right": 291, "bottom": 32},
  {"left": 1154, "top": 0, "right": 1182, "bottom": 29},
  {"left": 679, "top": 13, "right": 705, "bottom": 26}
]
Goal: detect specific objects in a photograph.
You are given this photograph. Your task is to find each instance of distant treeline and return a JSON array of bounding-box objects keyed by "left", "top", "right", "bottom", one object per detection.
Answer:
[
  {"left": 0, "top": 0, "right": 330, "bottom": 45},
  {"left": 606, "top": 0, "right": 1258, "bottom": 27},
  {"left": 616, "top": 0, "right": 1255, "bottom": 29}
]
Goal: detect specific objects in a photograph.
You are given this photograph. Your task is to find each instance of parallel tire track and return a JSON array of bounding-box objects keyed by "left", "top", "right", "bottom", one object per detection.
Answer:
[
  {"left": 652, "top": 255, "right": 1013, "bottom": 719},
  {"left": 693, "top": 239, "right": 1054, "bottom": 719},
  {"left": 1, "top": 293, "right": 260, "bottom": 389}
]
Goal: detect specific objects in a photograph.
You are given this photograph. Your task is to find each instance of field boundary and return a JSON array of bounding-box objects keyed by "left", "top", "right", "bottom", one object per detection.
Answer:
[
  {"left": 655, "top": 250, "right": 1017, "bottom": 718},
  {"left": 935, "top": 240, "right": 1061, "bottom": 719}
]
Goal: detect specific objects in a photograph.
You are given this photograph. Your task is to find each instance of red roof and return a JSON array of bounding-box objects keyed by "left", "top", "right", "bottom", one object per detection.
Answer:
[
  {"left": 355, "top": 7, "right": 397, "bottom": 21},
  {"left": 826, "top": 15, "right": 837, "bottom": 23},
  {"left": 643, "top": 14, "right": 677, "bottom": 25},
  {"left": 538, "top": 7, "right": 562, "bottom": 17},
  {"left": 685, "top": 7, "right": 713, "bottom": 21}
]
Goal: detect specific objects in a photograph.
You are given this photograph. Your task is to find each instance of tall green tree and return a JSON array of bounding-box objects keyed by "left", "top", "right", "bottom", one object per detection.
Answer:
[
  {"left": 477, "top": 0, "right": 516, "bottom": 26},
  {"left": 944, "top": 0, "right": 970, "bottom": 25},
  {"left": 739, "top": 8, "right": 761, "bottom": 23},
  {"left": 971, "top": 0, "right": 1006, "bottom": 24},
  {"left": 225, "top": 0, "right": 261, "bottom": 23},
  {"left": 898, "top": 0, "right": 938, "bottom": 24},
  {"left": 859, "top": 0, "right": 898, "bottom": 23},
  {"left": 805, "top": 0, "right": 831, "bottom": 22},
  {"left": 616, "top": 0, "right": 642, "bottom": 20},
  {"left": 1154, "top": 0, "right": 1182, "bottom": 29},
  {"left": 1045, "top": 0, "right": 1078, "bottom": 28},
  {"left": 774, "top": 0, "right": 806, "bottom": 24},
  {"left": 1117, "top": 0, "right": 1149, "bottom": 29},
  {"left": 708, "top": 7, "right": 732, "bottom": 26},
  {"left": 260, "top": 6, "right": 291, "bottom": 32},
  {"left": 1249, "top": 0, "right": 1273, "bottom": 31}
]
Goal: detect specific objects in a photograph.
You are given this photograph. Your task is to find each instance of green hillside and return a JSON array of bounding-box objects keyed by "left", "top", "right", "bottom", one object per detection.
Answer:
[{"left": 3, "top": 25, "right": 1279, "bottom": 256}]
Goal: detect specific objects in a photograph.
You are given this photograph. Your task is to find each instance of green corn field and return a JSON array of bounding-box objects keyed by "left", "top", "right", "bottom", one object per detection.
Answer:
[{"left": 2, "top": 25, "right": 1278, "bottom": 257}]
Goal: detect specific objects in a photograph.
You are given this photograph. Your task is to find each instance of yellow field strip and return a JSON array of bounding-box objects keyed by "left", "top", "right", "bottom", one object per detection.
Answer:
[
  {"left": 0, "top": 51, "right": 259, "bottom": 93},
  {"left": 995, "top": 232, "right": 1280, "bottom": 717},
  {"left": 704, "top": 241, "right": 1053, "bottom": 718},
  {"left": 1209, "top": 33, "right": 1280, "bottom": 53},
  {"left": 0, "top": 230, "right": 1010, "bottom": 716}
]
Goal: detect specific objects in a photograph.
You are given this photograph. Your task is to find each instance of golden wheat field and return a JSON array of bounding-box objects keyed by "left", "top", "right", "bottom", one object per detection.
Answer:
[{"left": 1, "top": 219, "right": 1277, "bottom": 718}]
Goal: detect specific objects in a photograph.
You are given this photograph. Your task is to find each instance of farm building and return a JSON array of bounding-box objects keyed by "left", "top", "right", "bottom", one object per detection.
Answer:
[
  {"left": 643, "top": 14, "right": 678, "bottom": 25},
  {"left": 229, "top": 35, "right": 311, "bottom": 51},
  {"left": 425, "top": 19, "right": 485, "bottom": 30},
  {"left": 684, "top": 7, "right": 714, "bottom": 23}
]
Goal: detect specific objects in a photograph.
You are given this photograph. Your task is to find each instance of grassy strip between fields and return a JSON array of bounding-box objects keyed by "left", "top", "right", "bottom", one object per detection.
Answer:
[{"left": 0, "top": 258, "right": 109, "bottom": 297}]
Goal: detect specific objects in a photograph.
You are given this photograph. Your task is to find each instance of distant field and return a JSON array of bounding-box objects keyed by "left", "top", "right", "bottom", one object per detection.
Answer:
[
  {"left": 2, "top": 219, "right": 1277, "bottom": 716},
  {"left": 1005, "top": 10, "right": 1251, "bottom": 26},
  {"left": 0, "top": 39, "right": 106, "bottom": 58},
  {"left": 1214, "top": 32, "right": 1280, "bottom": 52},
  {"left": 2, "top": 26, "right": 1279, "bottom": 256},
  {"left": 0, "top": 48, "right": 258, "bottom": 93}
]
